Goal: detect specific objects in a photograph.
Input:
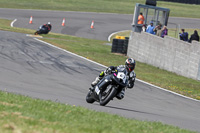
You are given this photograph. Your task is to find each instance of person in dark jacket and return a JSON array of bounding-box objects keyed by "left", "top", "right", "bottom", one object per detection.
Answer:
[
  {"left": 179, "top": 29, "right": 188, "bottom": 41},
  {"left": 43, "top": 22, "right": 52, "bottom": 33},
  {"left": 188, "top": 30, "right": 199, "bottom": 43}
]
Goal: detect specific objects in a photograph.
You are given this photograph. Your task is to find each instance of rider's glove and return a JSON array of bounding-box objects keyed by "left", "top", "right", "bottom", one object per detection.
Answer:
[
  {"left": 106, "top": 66, "right": 115, "bottom": 74},
  {"left": 107, "top": 68, "right": 112, "bottom": 74}
]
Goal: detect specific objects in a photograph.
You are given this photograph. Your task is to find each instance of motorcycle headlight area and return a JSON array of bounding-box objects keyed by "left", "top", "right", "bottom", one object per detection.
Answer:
[{"left": 116, "top": 72, "right": 126, "bottom": 83}]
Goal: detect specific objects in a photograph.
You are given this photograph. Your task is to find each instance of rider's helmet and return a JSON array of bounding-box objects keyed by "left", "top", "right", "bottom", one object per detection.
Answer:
[
  {"left": 47, "top": 22, "right": 51, "bottom": 25},
  {"left": 125, "top": 58, "right": 136, "bottom": 72}
]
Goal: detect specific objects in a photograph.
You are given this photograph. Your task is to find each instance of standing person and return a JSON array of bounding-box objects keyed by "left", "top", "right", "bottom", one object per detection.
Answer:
[
  {"left": 153, "top": 24, "right": 162, "bottom": 37},
  {"left": 146, "top": 21, "right": 155, "bottom": 34},
  {"left": 91, "top": 58, "right": 136, "bottom": 99},
  {"left": 161, "top": 26, "right": 168, "bottom": 38},
  {"left": 188, "top": 30, "right": 200, "bottom": 43},
  {"left": 142, "top": 24, "right": 146, "bottom": 32},
  {"left": 138, "top": 12, "right": 145, "bottom": 24},
  {"left": 179, "top": 29, "right": 188, "bottom": 41}
]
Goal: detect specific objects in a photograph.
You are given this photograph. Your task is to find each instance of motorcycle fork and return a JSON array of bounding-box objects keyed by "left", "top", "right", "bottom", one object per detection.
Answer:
[{"left": 97, "top": 75, "right": 111, "bottom": 92}]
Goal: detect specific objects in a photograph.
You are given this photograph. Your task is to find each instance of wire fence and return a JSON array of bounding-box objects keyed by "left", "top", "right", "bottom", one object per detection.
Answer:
[{"left": 167, "top": 22, "right": 180, "bottom": 39}]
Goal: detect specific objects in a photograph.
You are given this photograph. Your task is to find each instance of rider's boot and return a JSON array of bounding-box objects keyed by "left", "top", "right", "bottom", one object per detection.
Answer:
[
  {"left": 91, "top": 76, "right": 101, "bottom": 87},
  {"left": 116, "top": 88, "right": 125, "bottom": 99}
]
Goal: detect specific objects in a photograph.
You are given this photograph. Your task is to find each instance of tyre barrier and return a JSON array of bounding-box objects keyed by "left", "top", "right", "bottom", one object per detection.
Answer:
[
  {"left": 146, "top": 0, "right": 157, "bottom": 6},
  {"left": 111, "top": 37, "right": 129, "bottom": 55}
]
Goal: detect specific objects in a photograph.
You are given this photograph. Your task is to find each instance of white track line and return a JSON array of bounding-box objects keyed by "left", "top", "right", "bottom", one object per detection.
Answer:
[
  {"left": 108, "top": 30, "right": 130, "bottom": 42},
  {"left": 11, "top": 19, "right": 17, "bottom": 27},
  {"left": 33, "top": 38, "right": 200, "bottom": 102}
]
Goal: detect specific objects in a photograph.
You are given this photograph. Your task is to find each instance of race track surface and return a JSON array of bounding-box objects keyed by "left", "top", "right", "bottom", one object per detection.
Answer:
[
  {"left": 1, "top": 8, "right": 200, "bottom": 132},
  {"left": 1, "top": 8, "right": 200, "bottom": 41}
]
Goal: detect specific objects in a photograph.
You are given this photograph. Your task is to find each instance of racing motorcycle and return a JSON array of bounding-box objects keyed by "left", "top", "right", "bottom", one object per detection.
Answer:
[
  {"left": 86, "top": 67, "right": 128, "bottom": 106},
  {"left": 34, "top": 25, "right": 50, "bottom": 35}
]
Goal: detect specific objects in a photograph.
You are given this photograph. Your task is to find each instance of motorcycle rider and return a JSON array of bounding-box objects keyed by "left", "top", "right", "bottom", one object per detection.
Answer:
[
  {"left": 46, "top": 22, "right": 52, "bottom": 31},
  {"left": 40, "top": 22, "right": 52, "bottom": 34},
  {"left": 43, "top": 22, "right": 52, "bottom": 34},
  {"left": 91, "top": 58, "right": 136, "bottom": 99},
  {"left": 35, "top": 22, "right": 52, "bottom": 35}
]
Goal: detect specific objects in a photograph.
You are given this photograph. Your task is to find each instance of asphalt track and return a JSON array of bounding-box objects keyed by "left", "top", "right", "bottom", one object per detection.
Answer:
[
  {"left": 1, "top": 8, "right": 200, "bottom": 132},
  {"left": 1, "top": 8, "right": 200, "bottom": 40}
]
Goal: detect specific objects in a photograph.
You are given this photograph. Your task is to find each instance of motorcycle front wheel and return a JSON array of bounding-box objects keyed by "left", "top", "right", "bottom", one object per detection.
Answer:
[
  {"left": 34, "top": 31, "right": 39, "bottom": 35},
  {"left": 99, "top": 86, "right": 117, "bottom": 106},
  {"left": 86, "top": 90, "right": 95, "bottom": 104}
]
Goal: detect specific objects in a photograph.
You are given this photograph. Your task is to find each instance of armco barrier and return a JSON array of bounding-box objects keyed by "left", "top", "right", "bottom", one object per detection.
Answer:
[{"left": 128, "top": 31, "right": 200, "bottom": 80}]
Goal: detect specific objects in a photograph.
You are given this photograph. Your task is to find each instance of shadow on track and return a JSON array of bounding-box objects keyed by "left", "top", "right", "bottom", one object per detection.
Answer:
[{"left": 105, "top": 105, "right": 161, "bottom": 116}]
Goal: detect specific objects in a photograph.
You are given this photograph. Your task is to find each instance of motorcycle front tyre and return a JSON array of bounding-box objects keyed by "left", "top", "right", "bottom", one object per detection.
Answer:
[
  {"left": 99, "top": 87, "right": 117, "bottom": 106},
  {"left": 86, "top": 90, "right": 95, "bottom": 104},
  {"left": 34, "top": 31, "right": 39, "bottom": 35}
]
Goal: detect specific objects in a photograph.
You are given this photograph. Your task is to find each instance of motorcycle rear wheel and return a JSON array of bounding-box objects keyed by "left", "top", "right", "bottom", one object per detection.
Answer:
[
  {"left": 100, "top": 87, "right": 117, "bottom": 106},
  {"left": 86, "top": 91, "right": 95, "bottom": 104}
]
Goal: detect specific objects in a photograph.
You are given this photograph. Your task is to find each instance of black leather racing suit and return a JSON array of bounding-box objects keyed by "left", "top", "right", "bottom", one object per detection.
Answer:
[{"left": 98, "top": 65, "right": 136, "bottom": 88}]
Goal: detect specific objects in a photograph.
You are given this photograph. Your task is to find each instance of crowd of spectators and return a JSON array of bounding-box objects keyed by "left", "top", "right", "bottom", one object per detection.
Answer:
[
  {"left": 180, "top": 29, "right": 199, "bottom": 43},
  {"left": 143, "top": 21, "right": 168, "bottom": 38},
  {"left": 142, "top": 21, "right": 199, "bottom": 43},
  {"left": 138, "top": 13, "right": 199, "bottom": 43}
]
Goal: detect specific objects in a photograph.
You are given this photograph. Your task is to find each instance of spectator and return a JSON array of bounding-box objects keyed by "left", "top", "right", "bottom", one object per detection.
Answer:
[
  {"left": 161, "top": 26, "right": 168, "bottom": 38},
  {"left": 138, "top": 12, "right": 145, "bottom": 24},
  {"left": 153, "top": 24, "right": 162, "bottom": 37},
  {"left": 188, "top": 30, "right": 200, "bottom": 43},
  {"left": 142, "top": 24, "right": 146, "bottom": 32},
  {"left": 179, "top": 29, "right": 188, "bottom": 41},
  {"left": 146, "top": 21, "right": 155, "bottom": 34}
]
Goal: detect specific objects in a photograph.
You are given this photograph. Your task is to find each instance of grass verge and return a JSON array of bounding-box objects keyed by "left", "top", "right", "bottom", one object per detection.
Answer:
[{"left": 0, "top": 91, "right": 196, "bottom": 133}]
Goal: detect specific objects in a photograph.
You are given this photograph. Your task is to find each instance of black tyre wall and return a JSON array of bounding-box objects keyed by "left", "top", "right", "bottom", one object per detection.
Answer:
[{"left": 111, "top": 38, "right": 129, "bottom": 55}]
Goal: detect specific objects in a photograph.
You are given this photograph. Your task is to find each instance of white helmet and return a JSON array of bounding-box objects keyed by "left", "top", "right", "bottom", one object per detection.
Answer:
[{"left": 47, "top": 22, "right": 51, "bottom": 24}]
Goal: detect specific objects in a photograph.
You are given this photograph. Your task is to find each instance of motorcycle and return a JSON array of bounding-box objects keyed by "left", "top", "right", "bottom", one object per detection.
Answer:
[
  {"left": 86, "top": 67, "right": 128, "bottom": 106},
  {"left": 34, "top": 25, "right": 50, "bottom": 35}
]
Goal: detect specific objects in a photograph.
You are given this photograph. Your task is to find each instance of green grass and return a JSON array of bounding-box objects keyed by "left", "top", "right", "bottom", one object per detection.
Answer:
[
  {"left": 0, "top": 0, "right": 200, "bottom": 18},
  {"left": 0, "top": 91, "right": 196, "bottom": 133}
]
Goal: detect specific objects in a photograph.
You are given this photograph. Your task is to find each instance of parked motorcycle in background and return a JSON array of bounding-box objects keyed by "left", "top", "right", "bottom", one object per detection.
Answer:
[{"left": 86, "top": 67, "right": 128, "bottom": 106}]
